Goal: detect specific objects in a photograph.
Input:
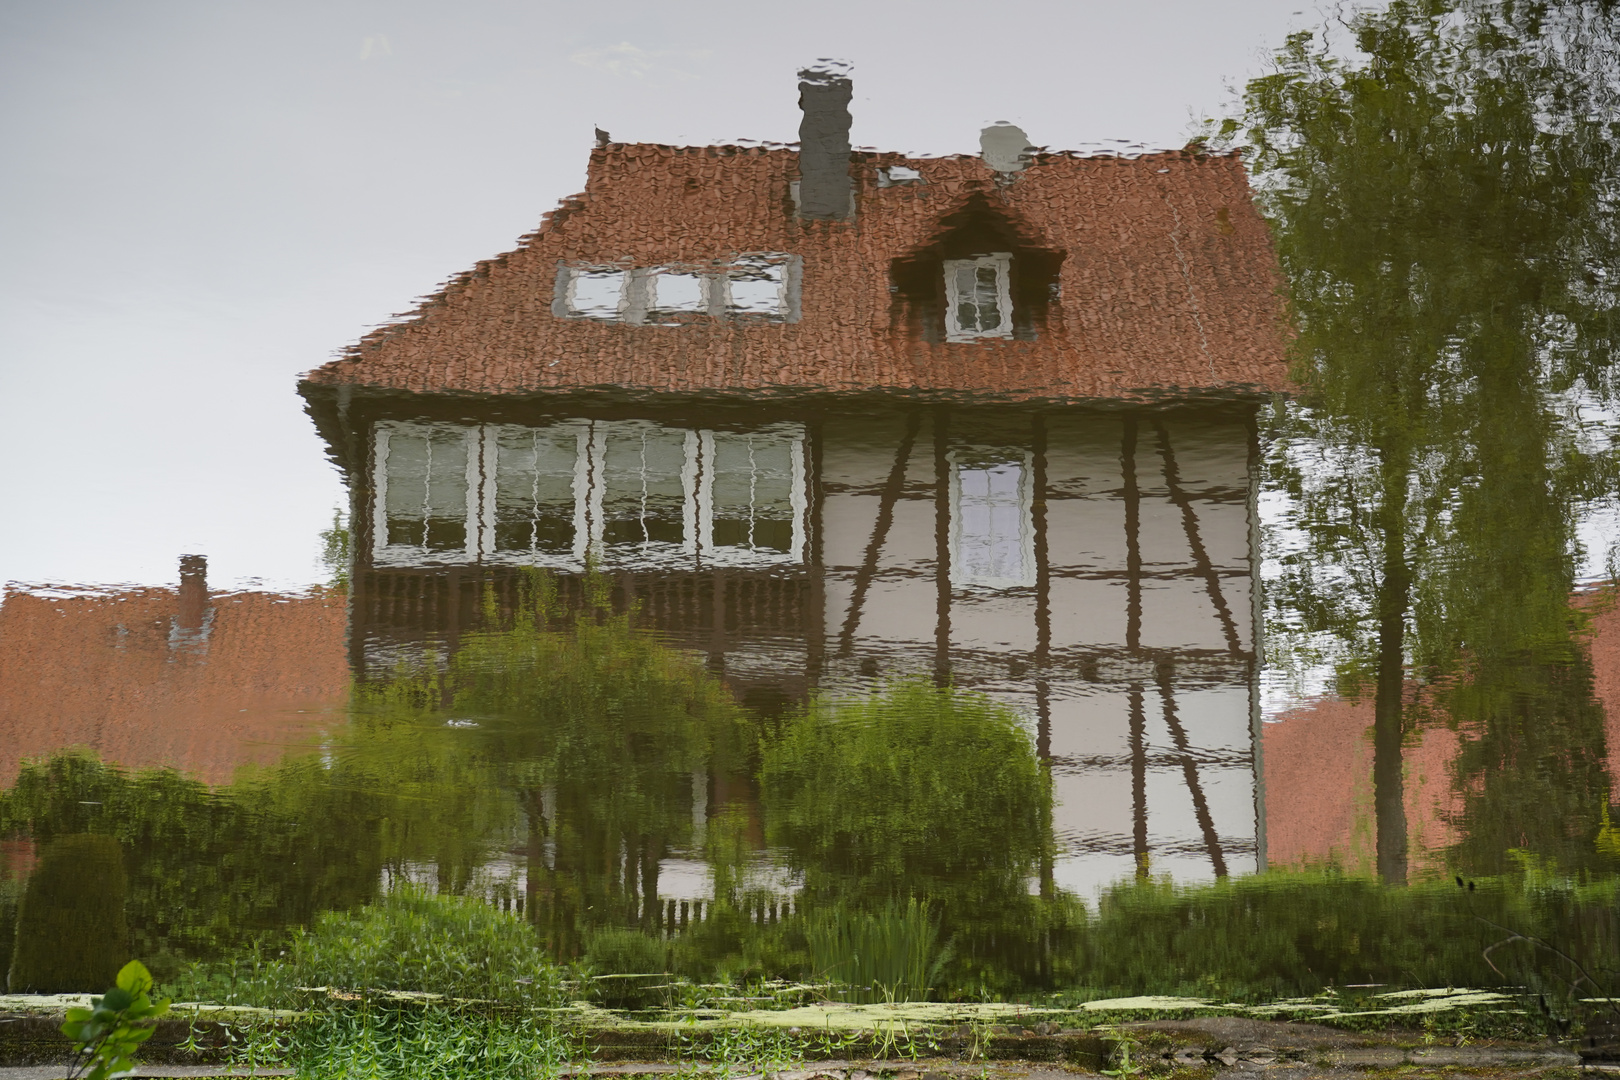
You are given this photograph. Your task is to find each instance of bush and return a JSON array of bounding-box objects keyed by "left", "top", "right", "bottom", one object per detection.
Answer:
[
  {"left": 172, "top": 889, "right": 563, "bottom": 1007},
  {"left": 8, "top": 833, "right": 129, "bottom": 992}
]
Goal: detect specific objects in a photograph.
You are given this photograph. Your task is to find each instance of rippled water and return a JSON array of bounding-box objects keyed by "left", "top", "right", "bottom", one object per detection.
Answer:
[{"left": 5, "top": 1, "right": 1620, "bottom": 1008}]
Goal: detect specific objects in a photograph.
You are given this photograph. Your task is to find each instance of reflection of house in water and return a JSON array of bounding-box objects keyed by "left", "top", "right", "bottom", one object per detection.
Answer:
[
  {"left": 300, "top": 69, "right": 1291, "bottom": 893},
  {"left": 0, "top": 558, "right": 347, "bottom": 786}
]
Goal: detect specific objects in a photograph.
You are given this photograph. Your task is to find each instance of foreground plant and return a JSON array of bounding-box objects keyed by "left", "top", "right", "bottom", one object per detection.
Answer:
[{"left": 61, "top": 960, "right": 171, "bottom": 1080}]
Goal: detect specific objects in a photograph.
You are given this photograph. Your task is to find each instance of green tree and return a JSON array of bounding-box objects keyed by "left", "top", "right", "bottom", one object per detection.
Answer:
[
  {"left": 1245, "top": 0, "right": 1620, "bottom": 880},
  {"left": 761, "top": 679, "right": 1054, "bottom": 986}
]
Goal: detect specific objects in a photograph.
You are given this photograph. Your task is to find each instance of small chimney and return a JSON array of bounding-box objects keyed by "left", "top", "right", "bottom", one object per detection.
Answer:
[
  {"left": 176, "top": 554, "right": 208, "bottom": 635},
  {"left": 797, "top": 61, "right": 854, "bottom": 220}
]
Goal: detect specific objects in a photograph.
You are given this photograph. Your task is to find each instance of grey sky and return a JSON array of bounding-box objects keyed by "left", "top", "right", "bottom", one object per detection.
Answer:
[{"left": 0, "top": 0, "right": 1316, "bottom": 590}]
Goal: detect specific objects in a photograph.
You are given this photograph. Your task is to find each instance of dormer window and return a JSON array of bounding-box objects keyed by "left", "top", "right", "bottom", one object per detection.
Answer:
[
  {"left": 944, "top": 253, "right": 1013, "bottom": 342},
  {"left": 645, "top": 269, "right": 708, "bottom": 319},
  {"left": 562, "top": 266, "right": 629, "bottom": 319},
  {"left": 554, "top": 255, "right": 801, "bottom": 324}
]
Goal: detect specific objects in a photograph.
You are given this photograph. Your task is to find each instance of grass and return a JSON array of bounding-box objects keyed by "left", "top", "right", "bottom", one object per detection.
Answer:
[{"left": 805, "top": 900, "right": 954, "bottom": 1003}]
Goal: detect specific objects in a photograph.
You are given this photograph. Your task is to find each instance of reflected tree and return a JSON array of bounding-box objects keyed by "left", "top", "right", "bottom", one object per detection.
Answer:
[
  {"left": 418, "top": 572, "right": 750, "bottom": 957},
  {"left": 1245, "top": 0, "right": 1620, "bottom": 879},
  {"left": 761, "top": 680, "right": 1055, "bottom": 984}
]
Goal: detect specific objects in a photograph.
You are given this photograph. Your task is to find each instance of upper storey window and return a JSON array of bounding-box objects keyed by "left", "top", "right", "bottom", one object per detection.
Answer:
[
  {"left": 372, "top": 420, "right": 806, "bottom": 570},
  {"left": 943, "top": 254, "right": 1013, "bottom": 342},
  {"left": 555, "top": 255, "right": 802, "bottom": 324},
  {"left": 949, "top": 447, "right": 1035, "bottom": 588}
]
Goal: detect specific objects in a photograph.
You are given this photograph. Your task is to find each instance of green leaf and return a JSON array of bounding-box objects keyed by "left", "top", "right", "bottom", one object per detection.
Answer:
[
  {"left": 64, "top": 1007, "right": 93, "bottom": 1023},
  {"left": 115, "top": 960, "right": 153, "bottom": 996},
  {"left": 101, "top": 987, "right": 134, "bottom": 1011}
]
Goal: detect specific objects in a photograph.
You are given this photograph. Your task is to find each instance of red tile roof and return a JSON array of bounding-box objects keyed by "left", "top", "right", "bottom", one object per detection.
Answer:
[
  {"left": 0, "top": 587, "right": 349, "bottom": 786},
  {"left": 303, "top": 146, "right": 1291, "bottom": 402}
]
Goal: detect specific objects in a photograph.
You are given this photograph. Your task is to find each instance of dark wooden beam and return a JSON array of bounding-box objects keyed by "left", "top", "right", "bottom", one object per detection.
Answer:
[
  {"left": 1155, "top": 658, "right": 1229, "bottom": 878},
  {"left": 836, "top": 410, "right": 923, "bottom": 656},
  {"left": 1153, "top": 418, "right": 1243, "bottom": 655}
]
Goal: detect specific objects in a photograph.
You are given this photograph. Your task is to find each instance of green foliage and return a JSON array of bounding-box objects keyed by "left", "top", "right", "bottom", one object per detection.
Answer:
[
  {"left": 583, "top": 927, "right": 669, "bottom": 975},
  {"left": 0, "top": 752, "right": 398, "bottom": 979},
  {"left": 318, "top": 508, "right": 352, "bottom": 593},
  {"left": 1071, "top": 869, "right": 1620, "bottom": 1003},
  {"left": 761, "top": 679, "right": 1060, "bottom": 989},
  {"left": 8, "top": 833, "right": 128, "bottom": 992},
  {"left": 252, "top": 1004, "right": 579, "bottom": 1080},
  {"left": 805, "top": 899, "right": 953, "bottom": 1003},
  {"left": 762, "top": 680, "right": 1048, "bottom": 910},
  {"left": 174, "top": 890, "right": 565, "bottom": 1007},
  {"left": 1241, "top": 0, "right": 1620, "bottom": 881},
  {"left": 60, "top": 960, "right": 170, "bottom": 1080}
]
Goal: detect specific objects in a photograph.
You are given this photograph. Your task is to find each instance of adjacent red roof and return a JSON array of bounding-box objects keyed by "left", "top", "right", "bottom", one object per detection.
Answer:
[{"left": 303, "top": 145, "right": 1291, "bottom": 401}]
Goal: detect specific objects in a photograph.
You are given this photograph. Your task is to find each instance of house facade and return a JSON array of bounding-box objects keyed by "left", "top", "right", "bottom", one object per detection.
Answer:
[{"left": 300, "top": 70, "right": 1291, "bottom": 894}]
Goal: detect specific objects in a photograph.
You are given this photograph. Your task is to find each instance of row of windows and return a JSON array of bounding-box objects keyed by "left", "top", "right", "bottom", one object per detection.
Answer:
[
  {"left": 375, "top": 420, "right": 807, "bottom": 570},
  {"left": 374, "top": 420, "right": 1037, "bottom": 587},
  {"left": 554, "top": 254, "right": 803, "bottom": 324},
  {"left": 553, "top": 251, "right": 1017, "bottom": 342}
]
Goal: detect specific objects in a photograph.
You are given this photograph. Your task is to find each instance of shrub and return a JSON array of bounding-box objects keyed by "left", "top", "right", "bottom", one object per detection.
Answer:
[{"left": 8, "top": 833, "right": 129, "bottom": 992}]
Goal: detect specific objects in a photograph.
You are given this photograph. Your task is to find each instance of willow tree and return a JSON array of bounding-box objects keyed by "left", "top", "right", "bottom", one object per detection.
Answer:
[{"left": 1245, "top": 0, "right": 1620, "bottom": 880}]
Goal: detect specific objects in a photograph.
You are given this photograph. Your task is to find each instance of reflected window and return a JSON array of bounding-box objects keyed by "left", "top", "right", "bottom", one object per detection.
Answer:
[
  {"left": 596, "top": 423, "right": 697, "bottom": 559},
  {"left": 949, "top": 448, "right": 1034, "bottom": 587},
  {"left": 700, "top": 427, "right": 806, "bottom": 565},
  {"left": 944, "top": 253, "right": 1013, "bottom": 342},
  {"left": 371, "top": 419, "right": 805, "bottom": 569},
  {"left": 720, "top": 254, "right": 803, "bottom": 320},
  {"left": 557, "top": 265, "right": 628, "bottom": 319},
  {"left": 374, "top": 422, "right": 474, "bottom": 564},
  {"left": 647, "top": 269, "right": 709, "bottom": 318},
  {"left": 490, "top": 425, "right": 584, "bottom": 563}
]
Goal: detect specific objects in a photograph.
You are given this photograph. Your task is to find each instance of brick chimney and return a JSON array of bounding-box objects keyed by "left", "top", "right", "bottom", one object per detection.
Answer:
[
  {"left": 797, "top": 62, "right": 853, "bottom": 220},
  {"left": 171, "top": 554, "right": 211, "bottom": 652}
]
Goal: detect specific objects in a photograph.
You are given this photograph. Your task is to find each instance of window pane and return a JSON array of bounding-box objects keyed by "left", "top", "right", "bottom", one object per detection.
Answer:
[
  {"left": 973, "top": 265, "right": 1003, "bottom": 330},
  {"left": 601, "top": 427, "right": 689, "bottom": 549},
  {"left": 569, "top": 269, "right": 625, "bottom": 317},
  {"left": 711, "top": 434, "right": 796, "bottom": 555},
  {"left": 652, "top": 271, "right": 706, "bottom": 312},
  {"left": 954, "top": 456, "right": 1029, "bottom": 585},
  {"left": 728, "top": 259, "right": 785, "bottom": 315},
  {"left": 493, "top": 429, "right": 577, "bottom": 555},
  {"left": 384, "top": 428, "right": 468, "bottom": 554}
]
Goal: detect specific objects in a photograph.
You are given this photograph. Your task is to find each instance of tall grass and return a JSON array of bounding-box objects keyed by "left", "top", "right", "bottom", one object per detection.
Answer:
[{"left": 805, "top": 899, "right": 953, "bottom": 1002}]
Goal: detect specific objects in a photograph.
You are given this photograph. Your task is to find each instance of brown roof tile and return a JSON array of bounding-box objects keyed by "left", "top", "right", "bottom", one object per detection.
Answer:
[{"left": 304, "top": 145, "right": 1291, "bottom": 402}]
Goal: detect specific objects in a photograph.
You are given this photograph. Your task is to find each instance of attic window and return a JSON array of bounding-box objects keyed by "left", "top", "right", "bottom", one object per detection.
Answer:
[
  {"left": 562, "top": 267, "right": 627, "bottom": 319},
  {"left": 555, "top": 257, "right": 801, "bottom": 324},
  {"left": 944, "top": 254, "right": 1013, "bottom": 342},
  {"left": 647, "top": 269, "right": 709, "bottom": 318},
  {"left": 720, "top": 253, "right": 803, "bottom": 320}
]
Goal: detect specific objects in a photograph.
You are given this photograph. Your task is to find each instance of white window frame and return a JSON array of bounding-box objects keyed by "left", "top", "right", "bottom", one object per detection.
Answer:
[
  {"left": 713, "top": 254, "right": 803, "bottom": 322},
  {"left": 553, "top": 256, "right": 803, "bottom": 324},
  {"left": 943, "top": 253, "right": 1014, "bottom": 342},
  {"left": 693, "top": 423, "right": 808, "bottom": 568},
  {"left": 587, "top": 420, "right": 702, "bottom": 568},
  {"left": 948, "top": 447, "right": 1036, "bottom": 588},
  {"left": 480, "top": 421, "right": 593, "bottom": 569},
  {"left": 372, "top": 421, "right": 481, "bottom": 567},
  {"left": 553, "top": 263, "right": 630, "bottom": 320},
  {"left": 369, "top": 419, "right": 807, "bottom": 571}
]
